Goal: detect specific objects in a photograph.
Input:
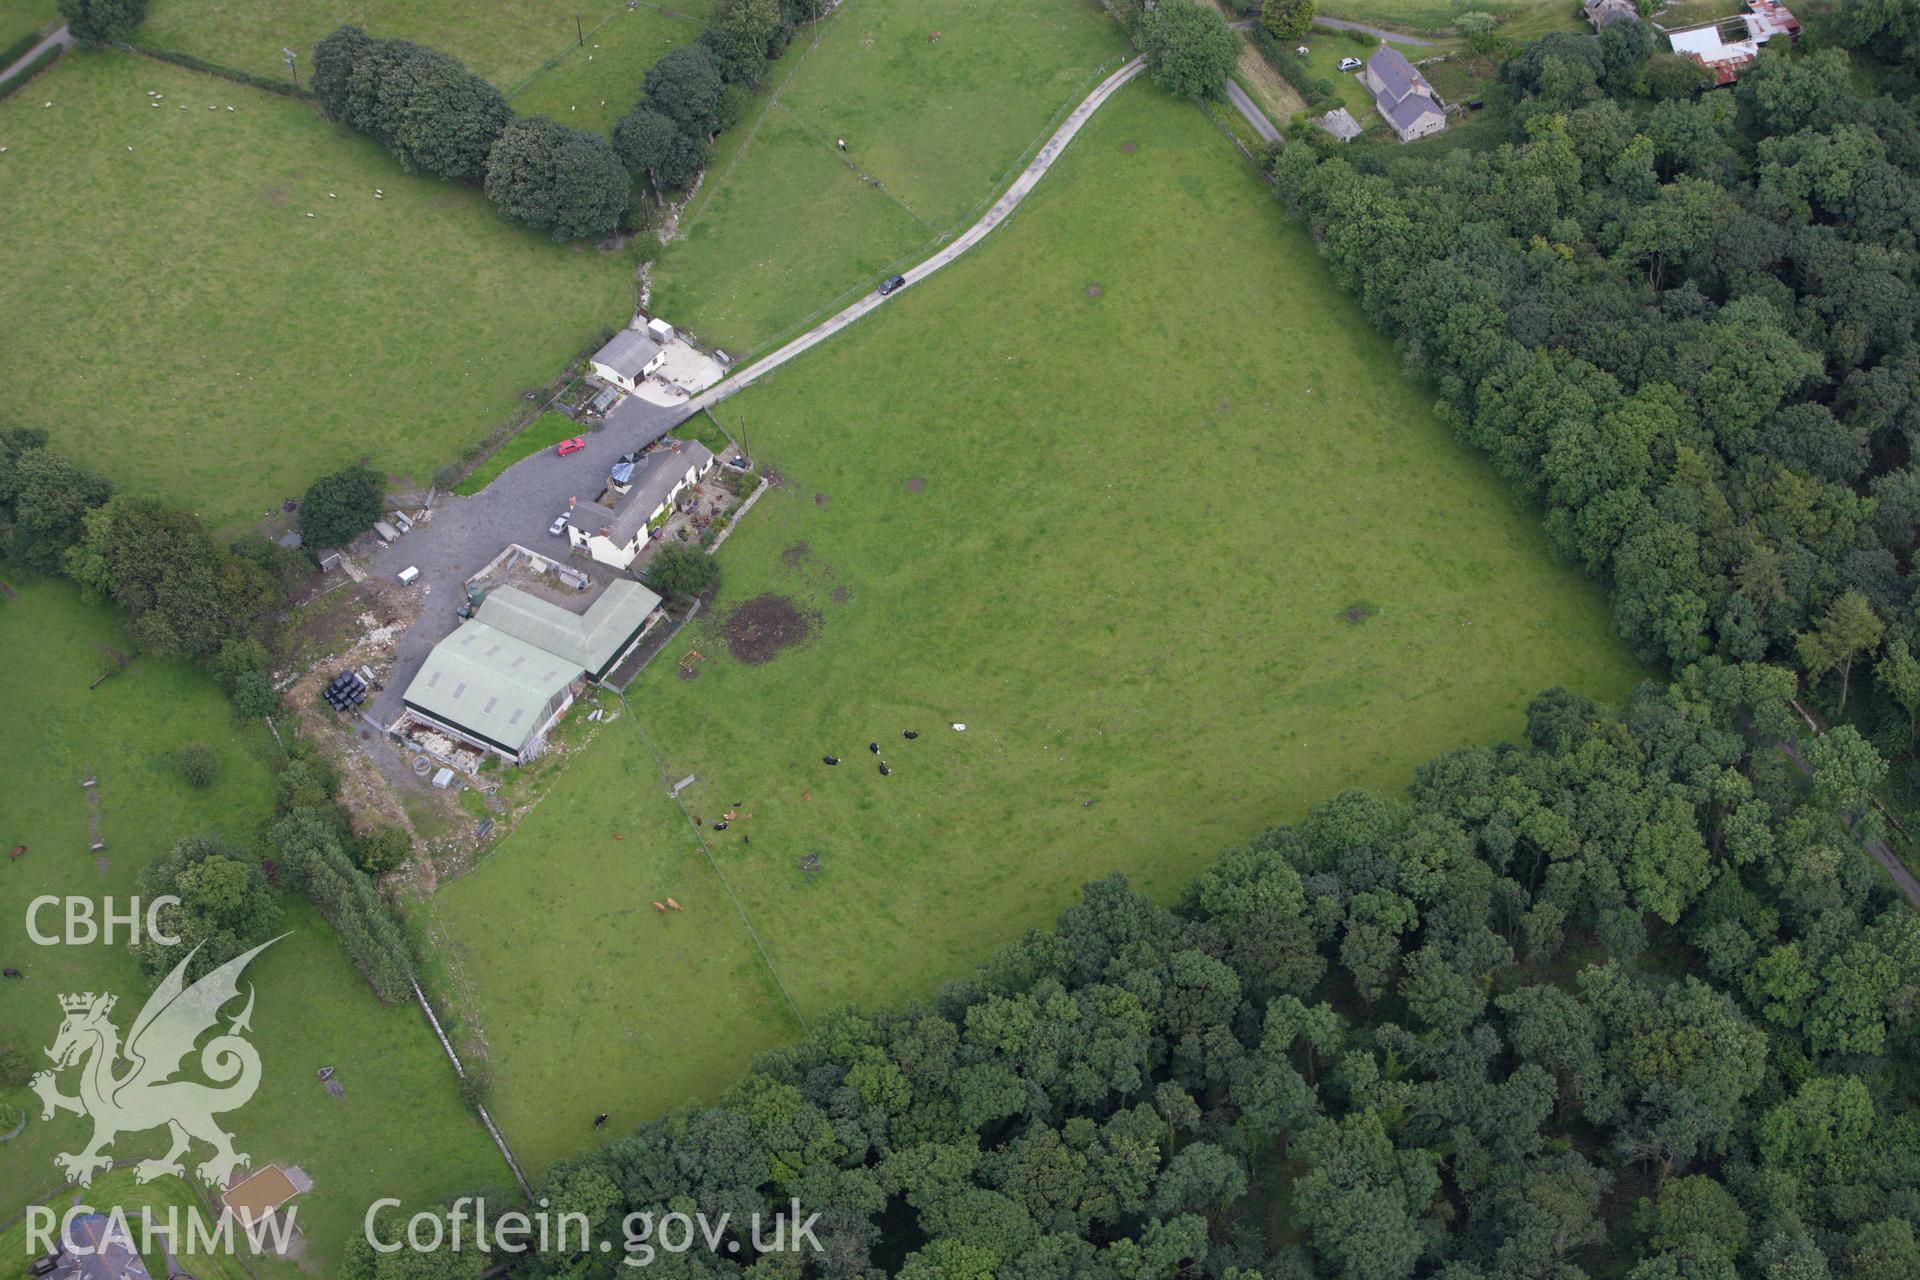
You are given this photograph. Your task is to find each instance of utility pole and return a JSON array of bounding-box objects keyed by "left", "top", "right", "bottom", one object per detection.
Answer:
[
  {"left": 577, "top": 15, "right": 584, "bottom": 45},
  {"left": 282, "top": 47, "right": 298, "bottom": 88}
]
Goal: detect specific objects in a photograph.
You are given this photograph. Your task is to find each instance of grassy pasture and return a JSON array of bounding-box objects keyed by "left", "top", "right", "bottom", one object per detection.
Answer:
[
  {"left": 136, "top": 0, "right": 709, "bottom": 97},
  {"left": 1317, "top": 0, "right": 1572, "bottom": 36},
  {"left": 0, "top": 52, "right": 632, "bottom": 529},
  {"left": 649, "top": 0, "right": 1129, "bottom": 354},
  {"left": 434, "top": 82, "right": 1645, "bottom": 1164},
  {"left": 0, "top": 581, "right": 504, "bottom": 1273}
]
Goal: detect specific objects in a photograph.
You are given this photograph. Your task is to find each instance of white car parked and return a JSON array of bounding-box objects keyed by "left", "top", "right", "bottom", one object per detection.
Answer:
[
  {"left": 548, "top": 513, "right": 570, "bottom": 536},
  {"left": 1339, "top": 56, "right": 1363, "bottom": 72}
]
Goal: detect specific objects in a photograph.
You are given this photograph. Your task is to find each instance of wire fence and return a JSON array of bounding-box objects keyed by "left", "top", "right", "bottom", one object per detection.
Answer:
[{"left": 618, "top": 692, "right": 811, "bottom": 1036}]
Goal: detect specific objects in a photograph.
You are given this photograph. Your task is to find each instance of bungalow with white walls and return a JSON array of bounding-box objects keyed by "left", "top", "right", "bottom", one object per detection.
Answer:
[{"left": 565, "top": 440, "right": 716, "bottom": 570}]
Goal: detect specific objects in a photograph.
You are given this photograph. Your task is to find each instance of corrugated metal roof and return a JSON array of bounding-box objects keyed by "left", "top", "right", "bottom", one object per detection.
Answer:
[
  {"left": 402, "top": 621, "right": 580, "bottom": 753},
  {"left": 476, "top": 579, "right": 662, "bottom": 680}
]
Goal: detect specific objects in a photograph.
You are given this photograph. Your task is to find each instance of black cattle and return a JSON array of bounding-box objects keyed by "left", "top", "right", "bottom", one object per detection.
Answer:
[
  {"left": 823, "top": 755, "right": 840, "bottom": 765},
  {"left": 902, "top": 730, "right": 918, "bottom": 739},
  {"left": 878, "top": 762, "right": 891, "bottom": 777}
]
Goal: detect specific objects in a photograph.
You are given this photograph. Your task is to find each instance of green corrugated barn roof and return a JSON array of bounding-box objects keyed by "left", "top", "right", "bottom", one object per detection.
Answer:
[
  {"left": 476, "top": 579, "right": 662, "bottom": 682},
  {"left": 402, "top": 622, "right": 581, "bottom": 756}
]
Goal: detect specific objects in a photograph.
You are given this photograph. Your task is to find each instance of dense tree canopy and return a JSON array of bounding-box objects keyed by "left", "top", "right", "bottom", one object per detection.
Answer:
[
  {"left": 484, "top": 116, "right": 630, "bottom": 242},
  {"left": 299, "top": 463, "right": 385, "bottom": 550},
  {"left": 57, "top": 0, "right": 145, "bottom": 45},
  {"left": 0, "top": 428, "right": 112, "bottom": 574},
  {"left": 516, "top": 672, "right": 1920, "bottom": 1278},
  {"left": 1137, "top": 0, "right": 1238, "bottom": 102},
  {"left": 134, "top": 835, "right": 279, "bottom": 983},
  {"left": 1271, "top": 18, "right": 1920, "bottom": 803},
  {"left": 311, "top": 26, "right": 510, "bottom": 181}
]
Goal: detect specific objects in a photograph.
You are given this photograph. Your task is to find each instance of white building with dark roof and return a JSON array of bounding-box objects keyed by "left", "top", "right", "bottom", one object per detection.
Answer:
[
  {"left": 589, "top": 328, "right": 667, "bottom": 394},
  {"left": 566, "top": 439, "right": 715, "bottom": 571}
]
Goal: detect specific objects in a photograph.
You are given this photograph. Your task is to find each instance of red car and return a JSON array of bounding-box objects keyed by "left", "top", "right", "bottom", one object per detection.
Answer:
[{"left": 556, "top": 436, "right": 587, "bottom": 457}]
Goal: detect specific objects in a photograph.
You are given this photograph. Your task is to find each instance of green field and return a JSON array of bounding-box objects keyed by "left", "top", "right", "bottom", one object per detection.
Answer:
[
  {"left": 422, "top": 719, "right": 801, "bottom": 1172},
  {"left": 649, "top": 0, "right": 1129, "bottom": 354},
  {"left": 0, "top": 582, "right": 504, "bottom": 1273},
  {"left": 1317, "top": 0, "right": 1572, "bottom": 36},
  {"left": 506, "top": 2, "right": 711, "bottom": 135},
  {"left": 436, "top": 81, "right": 1646, "bottom": 1170},
  {"left": 0, "top": 51, "right": 632, "bottom": 529},
  {"left": 0, "top": 0, "right": 51, "bottom": 50},
  {"left": 137, "top": 0, "right": 693, "bottom": 93},
  {"left": 453, "top": 410, "right": 582, "bottom": 495}
]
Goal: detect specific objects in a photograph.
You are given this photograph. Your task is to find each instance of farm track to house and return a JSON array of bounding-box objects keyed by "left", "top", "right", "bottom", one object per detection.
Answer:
[{"left": 678, "top": 56, "right": 1149, "bottom": 414}]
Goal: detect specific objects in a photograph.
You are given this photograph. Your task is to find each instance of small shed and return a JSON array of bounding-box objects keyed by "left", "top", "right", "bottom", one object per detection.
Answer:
[
  {"left": 317, "top": 547, "right": 343, "bottom": 572},
  {"left": 1315, "top": 108, "right": 1364, "bottom": 142}
]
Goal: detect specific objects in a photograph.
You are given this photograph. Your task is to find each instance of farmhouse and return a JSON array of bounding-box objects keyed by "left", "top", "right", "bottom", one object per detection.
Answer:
[
  {"left": 40, "top": 1213, "right": 150, "bottom": 1279},
  {"left": 1581, "top": 0, "right": 1639, "bottom": 30},
  {"left": 589, "top": 327, "right": 666, "bottom": 394},
  {"left": 400, "top": 579, "right": 664, "bottom": 762},
  {"left": 1361, "top": 45, "right": 1447, "bottom": 143},
  {"left": 1667, "top": 0, "right": 1800, "bottom": 85},
  {"left": 566, "top": 439, "right": 716, "bottom": 571}
]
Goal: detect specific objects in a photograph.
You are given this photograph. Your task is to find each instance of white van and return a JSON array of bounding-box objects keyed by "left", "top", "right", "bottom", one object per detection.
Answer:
[{"left": 397, "top": 566, "right": 421, "bottom": 586}]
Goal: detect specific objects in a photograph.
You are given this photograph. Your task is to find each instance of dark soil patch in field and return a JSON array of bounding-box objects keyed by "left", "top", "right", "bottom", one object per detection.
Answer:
[
  {"left": 1342, "top": 601, "right": 1378, "bottom": 625},
  {"left": 781, "top": 541, "right": 812, "bottom": 567},
  {"left": 814, "top": 492, "right": 829, "bottom": 506},
  {"left": 1119, "top": 140, "right": 1138, "bottom": 153},
  {"left": 1217, "top": 398, "right": 1231, "bottom": 413},
  {"left": 830, "top": 586, "right": 850, "bottom": 604},
  {"left": 904, "top": 477, "right": 925, "bottom": 493},
  {"left": 724, "top": 594, "right": 817, "bottom": 665},
  {"left": 264, "top": 186, "right": 289, "bottom": 205},
  {"left": 1085, "top": 283, "right": 1104, "bottom": 298}
]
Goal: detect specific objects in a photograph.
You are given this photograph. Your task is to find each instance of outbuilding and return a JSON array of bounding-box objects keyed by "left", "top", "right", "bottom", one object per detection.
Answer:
[
  {"left": 589, "top": 328, "right": 667, "bottom": 394},
  {"left": 1315, "top": 107, "right": 1364, "bottom": 143}
]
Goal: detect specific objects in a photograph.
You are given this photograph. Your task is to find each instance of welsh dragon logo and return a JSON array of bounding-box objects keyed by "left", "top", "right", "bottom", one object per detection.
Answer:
[{"left": 30, "top": 937, "right": 281, "bottom": 1188}]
